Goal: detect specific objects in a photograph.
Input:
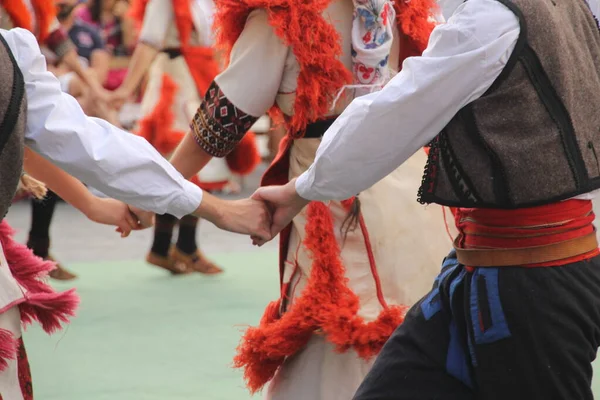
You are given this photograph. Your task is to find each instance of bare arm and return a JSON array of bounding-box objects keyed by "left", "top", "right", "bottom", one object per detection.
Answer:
[
  {"left": 119, "top": 42, "right": 159, "bottom": 94},
  {"left": 23, "top": 148, "right": 140, "bottom": 235},
  {"left": 90, "top": 49, "right": 111, "bottom": 84},
  {"left": 169, "top": 132, "right": 214, "bottom": 180},
  {"left": 61, "top": 48, "right": 111, "bottom": 101}
]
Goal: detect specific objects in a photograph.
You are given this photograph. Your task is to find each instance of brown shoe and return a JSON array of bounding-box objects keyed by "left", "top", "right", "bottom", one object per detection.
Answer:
[
  {"left": 146, "top": 251, "right": 191, "bottom": 275},
  {"left": 169, "top": 246, "right": 223, "bottom": 275},
  {"left": 46, "top": 256, "right": 77, "bottom": 281}
]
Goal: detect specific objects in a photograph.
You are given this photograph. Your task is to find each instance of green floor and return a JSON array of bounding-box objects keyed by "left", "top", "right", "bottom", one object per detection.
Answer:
[
  {"left": 24, "top": 249, "right": 600, "bottom": 399},
  {"left": 25, "top": 250, "right": 278, "bottom": 400}
]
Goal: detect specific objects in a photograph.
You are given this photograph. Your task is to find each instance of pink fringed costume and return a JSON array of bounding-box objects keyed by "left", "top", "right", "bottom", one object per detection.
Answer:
[{"left": 0, "top": 220, "right": 79, "bottom": 399}]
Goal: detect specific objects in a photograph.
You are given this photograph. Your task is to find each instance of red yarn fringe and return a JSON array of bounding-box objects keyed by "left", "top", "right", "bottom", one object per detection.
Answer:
[
  {"left": 136, "top": 74, "right": 186, "bottom": 155},
  {"left": 1, "top": 0, "right": 32, "bottom": 34},
  {"left": 30, "top": 0, "right": 57, "bottom": 44},
  {"left": 226, "top": 131, "right": 261, "bottom": 175},
  {"left": 127, "top": 0, "right": 150, "bottom": 29},
  {"left": 393, "top": 0, "right": 437, "bottom": 62},
  {"left": 0, "top": 221, "right": 79, "bottom": 335},
  {"left": 214, "top": 0, "right": 352, "bottom": 136},
  {"left": 0, "top": 328, "right": 18, "bottom": 373},
  {"left": 2, "top": 0, "right": 58, "bottom": 43},
  {"left": 214, "top": 0, "right": 437, "bottom": 135},
  {"left": 233, "top": 202, "right": 407, "bottom": 393},
  {"left": 172, "top": 0, "right": 193, "bottom": 49},
  {"left": 19, "top": 290, "right": 79, "bottom": 335}
]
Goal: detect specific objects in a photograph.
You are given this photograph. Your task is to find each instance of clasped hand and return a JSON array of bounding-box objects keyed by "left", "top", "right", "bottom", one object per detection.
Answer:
[
  {"left": 204, "top": 178, "right": 308, "bottom": 245},
  {"left": 103, "top": 179, "right": 308, "bottom": 243}
]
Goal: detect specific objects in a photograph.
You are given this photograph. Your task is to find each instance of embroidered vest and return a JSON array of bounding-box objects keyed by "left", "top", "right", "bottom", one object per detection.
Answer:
[
  {"left": 0, "top": 34, "right": 27, "bottom": 220},
  {"left": 419, "top": 0, "right": 600, "bottom": 209}
]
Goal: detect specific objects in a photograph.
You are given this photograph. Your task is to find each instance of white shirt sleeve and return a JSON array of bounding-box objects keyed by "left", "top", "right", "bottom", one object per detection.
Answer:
[
  {"left": 295, "top": 0, "right": 521, "bottom": 201},
  {"left": 2, "top": 28, "right": 203, "bottom": 218}
]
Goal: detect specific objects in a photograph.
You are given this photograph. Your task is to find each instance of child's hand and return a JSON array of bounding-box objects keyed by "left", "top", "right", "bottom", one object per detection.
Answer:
[{"left": 85, "top": 198, "right": 142, "bottom": 238}]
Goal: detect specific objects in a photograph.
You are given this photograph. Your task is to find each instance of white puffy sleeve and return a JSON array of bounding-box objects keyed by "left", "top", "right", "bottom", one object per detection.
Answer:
[{"left": 2, "top": 28, "right": 203, "bottom": 218}]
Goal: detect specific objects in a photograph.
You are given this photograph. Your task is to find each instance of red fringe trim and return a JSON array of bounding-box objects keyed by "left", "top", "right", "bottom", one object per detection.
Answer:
[
  {"left": 0, "top": 328, "right": 18, "bottom": 373},
  {"left": 1, "top": 0, "right": 32, "bottom": 33},
  {"left": 172, "top": 0, "right": 194, "bottom": 49},
  {"left": 136, "top": 74, "right": 185, "bottom": 155},
  {"left": 214, "top": 0, "right": 352, "bottom": 136},
  {"left": 1, "top": 0, "right": 57, "bottom": 43},
  {"left": 226, "top": 131, "right": 261, "bottom": 175},
  {"left": 127, "top": 0, "right": 150, "bottom": 29},
  {"left": 393, "top": 0, "right": 437, "bottom": 64},
  {"left": 0, "top": 221, "right": 79, "bottom": 335},
  {"left": 182, "top": 47, "right": 220, "bottom": 97},
  {"left": 30, "top": 0, "right": 56, "bottom": 44},
  {"left": 233, "top": 202, "right": 407, "bottom": 393},
  {"left": 214, "top": 0, "right": 436, "bottom": 134}
]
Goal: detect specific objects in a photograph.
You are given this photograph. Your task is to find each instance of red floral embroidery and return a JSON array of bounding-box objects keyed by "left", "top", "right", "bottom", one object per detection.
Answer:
[{"left": 17, "top": 339, "right": 33, "bottom": 400}]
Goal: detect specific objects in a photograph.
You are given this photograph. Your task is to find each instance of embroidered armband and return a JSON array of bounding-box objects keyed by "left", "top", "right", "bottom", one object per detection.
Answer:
[{"left": 190, "top": 81, "right": 258, "bottom": 158}]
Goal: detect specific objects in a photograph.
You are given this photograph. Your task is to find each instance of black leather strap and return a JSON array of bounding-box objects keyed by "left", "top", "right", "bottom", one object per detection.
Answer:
[{"left": 300, "top": 117, "right": 337, "bottom": 139}]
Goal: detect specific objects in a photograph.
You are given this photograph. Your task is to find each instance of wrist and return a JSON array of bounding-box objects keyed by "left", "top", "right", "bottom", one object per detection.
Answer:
[
  {"left": 79, "top": 193, "right": 99, "bottom": 218},
  {"left": 192, "top": 192, "right": 224, "bottom": 224},
  {"left": 288, "top": 179, "right": 309, "bottom": 208}
]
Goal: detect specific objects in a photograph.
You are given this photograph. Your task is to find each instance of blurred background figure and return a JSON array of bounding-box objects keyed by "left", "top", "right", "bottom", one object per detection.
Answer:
[
  {"left": 0, "top": 0, "right": 115, "bottom": 280},
  {"left": 54, "top": 0, "right": 122, "bottom": 126},
  {"left": 111, "top": 0, "right": 260, "bottom": 275},
  {"left": 75, "top": 0, "right": 136, "bottom": 91}
]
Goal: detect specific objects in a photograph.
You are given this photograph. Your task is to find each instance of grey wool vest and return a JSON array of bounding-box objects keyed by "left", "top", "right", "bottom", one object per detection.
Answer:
[
  {"left": 418, "top": 0, "right": 600, "bottom": 209},
  {"left": 0, "top": 33, "right": 26, "bottom": 220}
]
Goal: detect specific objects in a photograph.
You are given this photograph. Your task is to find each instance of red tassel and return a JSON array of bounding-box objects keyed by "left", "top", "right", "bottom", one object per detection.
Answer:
[
  {"left": 0, "top": 222, "right": 55, "bottom": 294},
  {"left": 0, "top": 221, "right": 80, "bottom": 334},
  {"left": 136, "top": 75, "right": 185, "bottom": 155},
  {"left": 19, "top": 290, "right": 79, "bottom": 335},
  {"left": 226, "top": 131, "right": 261, "bottom": 176},
  {"left": 0, "top": 328, "right": 18, "bottom": 373}
]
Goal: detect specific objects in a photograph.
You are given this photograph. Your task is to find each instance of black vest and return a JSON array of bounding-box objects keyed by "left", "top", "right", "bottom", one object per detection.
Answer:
[
  {"left": 0, "top": 33, "right": 27, "bottom": 220},
  {"left": 418, "top": 0, "right": 600, "bottom": 209}
]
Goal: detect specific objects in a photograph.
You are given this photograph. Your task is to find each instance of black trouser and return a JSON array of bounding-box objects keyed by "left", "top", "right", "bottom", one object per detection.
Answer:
[{"left": 354, "top": 251, "right": 600, "bottom": 400}]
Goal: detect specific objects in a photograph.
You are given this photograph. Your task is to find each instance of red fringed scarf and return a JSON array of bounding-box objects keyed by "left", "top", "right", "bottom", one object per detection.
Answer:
[{"left": 1, "top": 0, "right": 56, "bottom": 43}]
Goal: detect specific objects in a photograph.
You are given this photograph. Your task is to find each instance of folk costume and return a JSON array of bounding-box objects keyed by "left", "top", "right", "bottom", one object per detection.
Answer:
[
  {"left": 188, "top": 0, "right": 452, "bottom": 398},
  {"left": 285, "top": 0, "right": 600, "bottom": 398},
  {"left": 128, "top": 0, "right": 260, "bottom": 274},
  {"left": 0, "top": 26, "right": 206, "bottom": 398}
]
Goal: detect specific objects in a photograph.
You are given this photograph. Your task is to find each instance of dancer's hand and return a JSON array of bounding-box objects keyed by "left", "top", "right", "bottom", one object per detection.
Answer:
[
  {"left": 128, "top": 206, "right": 155, "bottom": 229},
  {"left": 110, "top": 87, "right": 131, "bottom": 109},
  {"left": 85, "top": 198, "right": 143, "bottom": 237},
  {"left": 250, "top": 178, "right": 309, "bottom": 246},
  {"left": 193, "top": 192, "right": 272, "bottom": 241},
  {"left": 89, "top": 82, "right": 113, "bottom": 105}
]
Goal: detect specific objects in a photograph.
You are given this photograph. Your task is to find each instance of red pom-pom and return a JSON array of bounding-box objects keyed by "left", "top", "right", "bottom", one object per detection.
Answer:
[{"left": 226, "top": 131, "right": 261, "bottom": 176}]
